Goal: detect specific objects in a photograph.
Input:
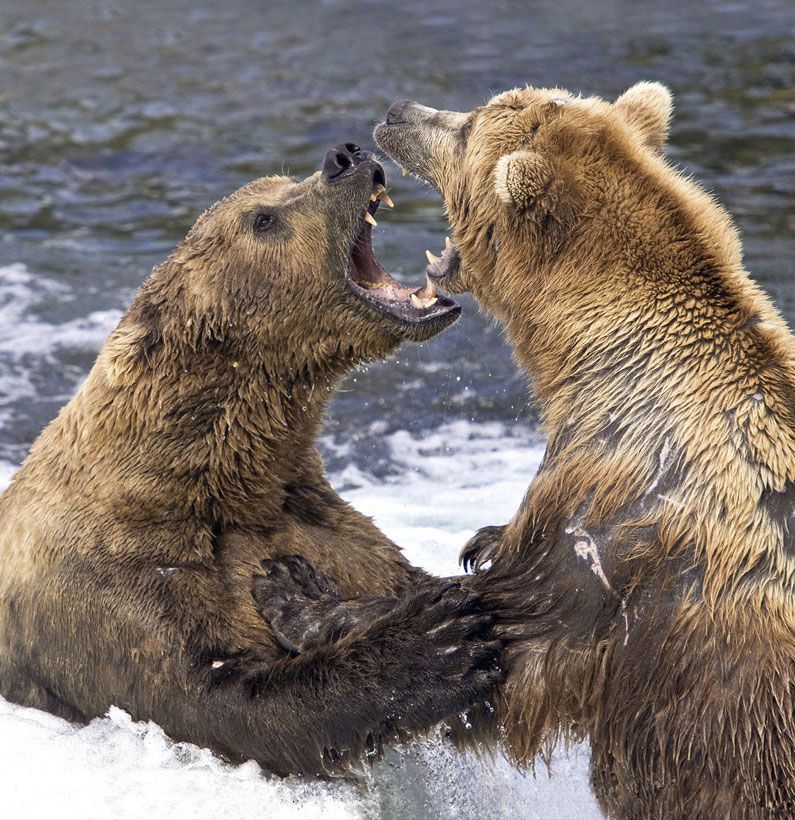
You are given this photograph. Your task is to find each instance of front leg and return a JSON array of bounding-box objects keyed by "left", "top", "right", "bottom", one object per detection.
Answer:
[
  {"left": 159, "top": 589, "right": 502, "bottom": 778},
  {"left": 256, "top": 555, "right": 397, "bottom": 653},
  {"left": 253, "top": 555, "right": 505, "bottom": 756}
]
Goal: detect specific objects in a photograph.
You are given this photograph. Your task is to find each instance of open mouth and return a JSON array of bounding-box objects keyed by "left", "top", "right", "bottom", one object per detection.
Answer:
[
  {"left": 372, "top": 116, "right": 463, "bottom": 293},
  {"left": 346, "top": 168, "right": 460, "bottom": 326}
]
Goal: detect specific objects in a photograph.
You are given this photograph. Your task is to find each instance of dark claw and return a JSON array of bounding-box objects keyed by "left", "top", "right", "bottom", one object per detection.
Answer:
[
  {"left": 258, "top": 555, "right": 341, "bottom": 602},
  {"left": 460, "top": 525, "right": 506, "bottom": 572}
]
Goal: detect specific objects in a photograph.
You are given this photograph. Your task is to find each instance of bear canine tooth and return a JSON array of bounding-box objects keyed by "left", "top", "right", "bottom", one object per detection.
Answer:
[
  {"left": 378, "top": 191, "right": 394, "bottom": 208},
  {"left": 415, "top": 276, "right": 437, "bottom": 300},
  {"left": 363, "top": 212, "right": 377, "bottom": 226},
  {"left": 401, "top": 167, "right": 408, "bottom": 176},
  {"left": 445, "top": 236, "right": 452, "bottom": 250},
  {"left": 421, "top": 276, "right": 437, "bottom": 298},
  {"left": 426, "top": 250, "right": 440, "bottom": 264},
  {"left": 411, "top": 291, "right": 438, "bottom": 309}
]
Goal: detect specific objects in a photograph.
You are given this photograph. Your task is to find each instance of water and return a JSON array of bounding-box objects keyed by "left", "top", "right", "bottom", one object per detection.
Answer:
[{"left": 0, "top": 0, "right": 792, "bottom": 816}]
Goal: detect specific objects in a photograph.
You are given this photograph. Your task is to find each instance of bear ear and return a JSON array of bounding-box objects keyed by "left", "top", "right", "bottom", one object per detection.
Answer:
[
  {"left": 494, "top": 150, "right": 553, "bottom": 212},
  {"left": 614, "top": 81, "right": 673, "bottom": 150}
]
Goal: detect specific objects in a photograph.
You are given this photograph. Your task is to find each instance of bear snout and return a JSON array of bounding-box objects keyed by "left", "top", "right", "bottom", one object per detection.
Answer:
[
  {"left": 385, "top": 99, "right": 417, "bottom": 126},
  {"left": 322, "top": 143, "right": 383, "bottom": 187}
]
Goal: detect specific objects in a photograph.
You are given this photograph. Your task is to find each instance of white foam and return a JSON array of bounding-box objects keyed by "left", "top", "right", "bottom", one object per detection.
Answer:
[
  {"left": 0, "top": 701, "right": 358, "bottom": 820},
  {"left": 337, "top": 420, "right": 545, "bottom": 577},
  {"left": 0, "top": 264, "right": 122, "bottom": 357}
]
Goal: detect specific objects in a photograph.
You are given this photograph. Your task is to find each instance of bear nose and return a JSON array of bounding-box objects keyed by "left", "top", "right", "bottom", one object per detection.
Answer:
[
  {"left": 322, "top": 143, "right": 364, "bottom": 180},
  {"left": 385, "top": 100, "right": 415, "bottom": 126}
]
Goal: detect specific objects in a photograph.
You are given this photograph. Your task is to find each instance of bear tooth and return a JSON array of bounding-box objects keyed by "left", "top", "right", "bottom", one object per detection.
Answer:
[
  {"left": 426, "top": 250, "right": 440, "bottom": 264},
  {"left": 401, "top": 167, "right": 408, "bottom": 176},
  {"left": 364, "top": 212, "right": 377, "bottom": 226},
  {"left": 445, "top": 236, "right": 451, "bottom": 249},
  {"left": 211, "top": 660, "right": 225, "bottom": 669},
  {"left": 378, "top": 191, "right": 394, "bottom": 208},
  {"left": 411, "top": 286, "right": 438, "bottom": 309},
  {"left": 415, "top": 276, "right": 437, "bottom": 301}
]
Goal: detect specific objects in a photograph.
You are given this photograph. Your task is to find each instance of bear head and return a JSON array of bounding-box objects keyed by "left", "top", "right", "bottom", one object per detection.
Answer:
[
  {"left": 374, "top": 83, "right": 677, "bottom": 317},
  {"left": 106, "top": 144, "right": 461, "bottom": 388}
]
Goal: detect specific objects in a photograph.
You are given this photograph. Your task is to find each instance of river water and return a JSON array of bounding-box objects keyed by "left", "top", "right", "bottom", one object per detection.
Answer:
[{"left": 0, "top": 1, "right": 792, "bottom": 817}]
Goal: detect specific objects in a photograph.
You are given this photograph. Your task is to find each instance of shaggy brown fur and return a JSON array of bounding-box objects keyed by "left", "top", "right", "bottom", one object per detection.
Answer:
[
  {"left": 0, "top": 145, "right": 501, "bottom": 777},
  {"left": 374, "top": 84, "right": 795, "bottom": 817}
]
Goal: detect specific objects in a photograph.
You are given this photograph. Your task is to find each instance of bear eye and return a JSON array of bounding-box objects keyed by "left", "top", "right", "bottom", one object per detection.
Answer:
[{"left": 252, "top": 210, "right": 277, "bottom": 234}]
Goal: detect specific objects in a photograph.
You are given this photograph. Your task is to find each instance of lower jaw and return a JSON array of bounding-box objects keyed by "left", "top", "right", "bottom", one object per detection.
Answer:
[
  {"left": 427, "top": 271, "right": 463, "bottom": 295},
  {"left": 346, "top": 228, "right": 459, "bottom": 330},
  {"left": 348, "top": 287, "right": 461, "bottom": 338}
]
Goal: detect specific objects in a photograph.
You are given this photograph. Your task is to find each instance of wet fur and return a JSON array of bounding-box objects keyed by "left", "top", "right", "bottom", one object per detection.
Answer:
[
  {"left": 376, "top": 83, "right": 795, "bottom": 817},
  {"left": 0, "top": 164, "right": 499, "bottom": 776},
  {"left": 256, "top": 555, "right": 503, "bottom": 753}
]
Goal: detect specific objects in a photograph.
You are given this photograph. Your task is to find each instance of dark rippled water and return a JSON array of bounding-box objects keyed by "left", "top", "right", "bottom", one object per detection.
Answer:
[{"left": 0, "top": 0, "right": 793, "bottom": 473}]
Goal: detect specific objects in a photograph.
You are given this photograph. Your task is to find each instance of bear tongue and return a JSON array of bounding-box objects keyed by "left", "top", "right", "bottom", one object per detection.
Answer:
[{"left": 347, "top": 202, "right": 452, "bottom": 310}]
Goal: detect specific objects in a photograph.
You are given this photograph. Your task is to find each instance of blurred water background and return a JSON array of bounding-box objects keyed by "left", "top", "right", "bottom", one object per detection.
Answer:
[{"left": 0, "top": 1, "right": 792, "bottom": 817}]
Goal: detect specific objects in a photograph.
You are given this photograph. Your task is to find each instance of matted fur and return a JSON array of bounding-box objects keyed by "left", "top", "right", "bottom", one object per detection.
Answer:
[
  {"left": 0, "top": 157, "right": 499, "bottom": 776},
  {"left": 376, "top": 83, "right": 795, "bottom": 817}
]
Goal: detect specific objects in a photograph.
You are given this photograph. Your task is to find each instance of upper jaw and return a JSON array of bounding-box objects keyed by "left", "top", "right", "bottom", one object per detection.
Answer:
[
  {"left": 373, "top": 123, "right": 442, "bottom": 192},
  {"left": 374, "top": 102, "right": 467, "bottom": 194},
  {"left": 374, "top": 123, "right": 441, "bottom": 191},
  {"left": 375, "top": 110, "right": 466, "bottom": 293}
]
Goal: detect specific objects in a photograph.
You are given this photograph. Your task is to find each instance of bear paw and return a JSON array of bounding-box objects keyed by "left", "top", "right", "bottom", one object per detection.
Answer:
[{"left": 253, "top": 555, "right": 344, "bottom": 654}]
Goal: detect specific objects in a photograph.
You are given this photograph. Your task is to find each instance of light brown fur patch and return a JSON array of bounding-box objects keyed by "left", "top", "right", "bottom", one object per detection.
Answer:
[{"left": 376, "top": 83, "right": 795, "bottom": 817}]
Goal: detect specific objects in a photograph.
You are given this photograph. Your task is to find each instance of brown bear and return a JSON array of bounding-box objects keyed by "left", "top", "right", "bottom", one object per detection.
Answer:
[
  {"left": 370, "top": 84, "right": 795, "bottom": 817},
  {"left": 0, "top": 143, "right": 502, "bottom": 778}
]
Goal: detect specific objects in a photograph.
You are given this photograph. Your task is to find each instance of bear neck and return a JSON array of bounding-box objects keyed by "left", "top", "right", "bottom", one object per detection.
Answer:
[
  {"left": 119, "top": 355, "right": 334, "bottom": 525},
  {"left": 51, "top": 283, "right": 352, "bottom": 528}
]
